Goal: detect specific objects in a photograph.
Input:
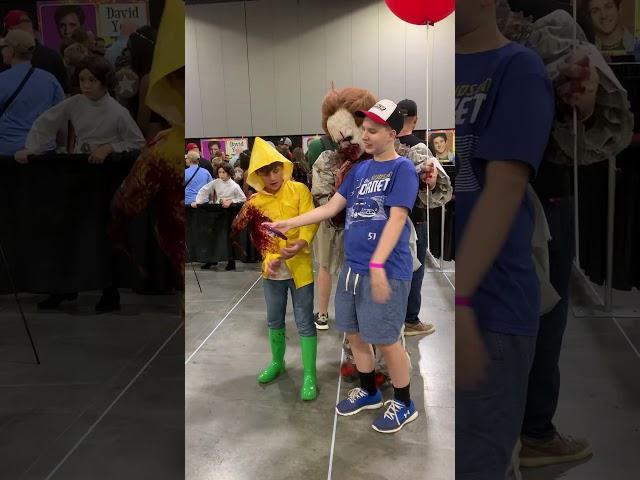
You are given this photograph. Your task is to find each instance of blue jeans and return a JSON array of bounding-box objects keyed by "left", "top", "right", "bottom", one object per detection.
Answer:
[
  {"left": 522, "top": 198, "right": 574, "bottom": 439},
  {"left": 456, "top": 331, "right": 537, "bottom": 479},
  {"left": 263, "top": 279, "right": 316, "bottom": 337},
  {"left": 406, "top": 221, "right": 428, "bottom": 323}
]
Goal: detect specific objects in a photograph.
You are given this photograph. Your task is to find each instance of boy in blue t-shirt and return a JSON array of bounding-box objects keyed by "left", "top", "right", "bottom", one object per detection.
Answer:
[
  {"left": 455, "top": 0, "right": 555, "bottom": 477},
  {"left": 265, "top": 99, "right": 420, "bottom": 434}
]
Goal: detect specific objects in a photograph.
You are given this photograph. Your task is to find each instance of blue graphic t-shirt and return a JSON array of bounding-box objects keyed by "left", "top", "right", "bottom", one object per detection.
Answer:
[
  {"left": 337, "top": 157, "right": 418, "bottom": 281},
  {"left": 456, "top": 42, "right": 554, "bottom": 336}
]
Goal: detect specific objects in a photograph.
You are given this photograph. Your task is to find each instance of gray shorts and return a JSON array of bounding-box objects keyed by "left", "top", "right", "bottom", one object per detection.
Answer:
[{"left": 334, "top": 265, "right": 410, "bottom": 345}]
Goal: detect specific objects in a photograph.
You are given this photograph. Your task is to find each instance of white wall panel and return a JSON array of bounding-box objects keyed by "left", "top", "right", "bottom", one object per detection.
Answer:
[
  {"left": 298, "top": 0, "right": 328, "bottom": 134},
  {"left": 272, "top": 0, "right": 303, "bottom": 135},
  {"left": 429, "top": 12, "right": 455, "bottom": 130},
  {"left": 351, "top": 0, "right": 379, "bottom": 97},
  {"left": 194, "top": 5, "right": 228, "bottom": 137},
  {"left": 185, "top": 7, "right": 204, "bottom": 138},
  {"left": 218, "top": 3, "right": 252, "bottom": 136},
  {"left": 405, "top": 24, "right": 428, "bottom": 130},
  {"left": 324, "top": 0, "right": 354, "bottom": 90},
  {"left": 245, "top": 0, "right": 277, "bottom": 135},
  {"left": 186, "top": 1, "right": 455, "bottom": 137},
  {"left": 376, "top": 3, "right": 406, "bottom": 106}
]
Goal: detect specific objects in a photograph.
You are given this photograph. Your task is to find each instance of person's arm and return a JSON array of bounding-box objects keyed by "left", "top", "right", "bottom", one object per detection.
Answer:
[
  {"left": 370, "top": 206, "right": 410, "bottom": 265},
  {"left": 456, "top": 160, "right": 531, "bottom": 298},
  {"left": 367, "top": 206, "right": 411, "bottom": 303},
  {"left": 310, "top": 151, "right": 335, "bottom": 206},
  {"left": 265, "top": 191, "right": 346, "bottom": 233},
  {"left": 279, "top": 185, "right": 321, "bottom": 260},
  {"left": 295, "top": 186, "right": 319, "bottom": 245},
  {"left": 194, "top": 180, "right": 215, "bottom": 205},
  {"left": 111, "top": 108, "right": 147, "bottom": 152},
  {"left": 23, "top": 96, "right": 72, "bottom": 154},
  {"left": 233, "top": 181, "right": 247, "bottom": 203}
]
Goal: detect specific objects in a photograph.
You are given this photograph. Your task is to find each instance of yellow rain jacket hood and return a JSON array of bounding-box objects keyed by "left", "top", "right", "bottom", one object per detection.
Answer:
[{"left": 247, "top": 138, "right": 318, "bottom": 288}]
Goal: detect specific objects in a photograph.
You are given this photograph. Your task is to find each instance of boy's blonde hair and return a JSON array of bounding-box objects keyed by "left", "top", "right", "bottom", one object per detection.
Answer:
[{"left": 185, "top": 151, "right": 199, "bottom": 163}]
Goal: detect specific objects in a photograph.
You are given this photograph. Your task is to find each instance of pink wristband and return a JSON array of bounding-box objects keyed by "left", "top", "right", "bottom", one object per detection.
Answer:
[
  {"left": 455, "top": 296, "right": 473, "bottom": 307},
  {"left": 369, "top": 262, "right": 384, "bottom": 269}
]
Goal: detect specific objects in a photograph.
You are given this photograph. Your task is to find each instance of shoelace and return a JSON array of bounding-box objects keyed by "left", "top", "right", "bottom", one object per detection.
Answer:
[
  {"left": 347, "top": 388, "right": 368, "bottom": 403},
  {"left": 382, "top": 399, "right": 405, "bottom": 422}
]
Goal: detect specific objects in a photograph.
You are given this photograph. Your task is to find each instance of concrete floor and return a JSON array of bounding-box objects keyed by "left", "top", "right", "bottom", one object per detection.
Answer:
[
  {"left": 185, "top": 260, "right": 455, "bottom": 480},
  {"left": 0, "top": 291, "right": 184, "bottom": 479},
  {"left": 521, "top": 273, "right": 640, "bottom": 480}
]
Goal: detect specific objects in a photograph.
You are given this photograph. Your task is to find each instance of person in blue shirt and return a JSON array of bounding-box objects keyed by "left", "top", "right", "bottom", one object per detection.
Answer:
[
  {"left": 185, "top": 150, "right": 213, "bottom": 204},
  {"left": 455, "top": 0, "right": 555, "bottom": 477},
  {"left": 265, "top": 99, "right": 420, "bottom": 434},
  {"left": 0, "top": 29, "right": 64, "bottom": 156}
]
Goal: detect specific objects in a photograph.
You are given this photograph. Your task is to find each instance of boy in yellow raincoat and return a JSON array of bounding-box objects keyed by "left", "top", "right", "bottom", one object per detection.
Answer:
[{"left": 232, "top": 137, "right": 319, "bottom": 400}]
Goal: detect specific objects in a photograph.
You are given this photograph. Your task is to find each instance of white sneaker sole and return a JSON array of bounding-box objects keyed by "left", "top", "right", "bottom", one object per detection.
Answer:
[
  {"left": 336, "top": 401, "right": 383, "bottom": 416},
  {"left": 315, "top": 323, "right": 329, "bottom": 330},
  {"left": 371, "top": 410, "right": 419, "bottom": 433}
]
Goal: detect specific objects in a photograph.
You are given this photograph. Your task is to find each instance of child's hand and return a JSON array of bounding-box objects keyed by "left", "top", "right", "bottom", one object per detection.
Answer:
[
  {"left": 14, "top": 150, "right": 29, "bottom": 164},
  {"left": 222, "top": 199, "right": 233, "bottom": 208},
  {"left": 262, "top": 220, "right": 291, "bottom": 235},
  {"left": 280, "top": 239, "right": 308, "bottom": 260},
  {"left": 455, "top": 306, "right": 489, "bottom": 390},
  {"left": 190, "top": 202, "right": 197, "bottom": 208},
  {"left": 88, "top": 144, "right": 113, "bottom": 164},
  {"left": 267, "top": 257, "right": 282, "bottom": 277},
  {"left": 370, "top": 267, "right": 391, "bottom": 304}
]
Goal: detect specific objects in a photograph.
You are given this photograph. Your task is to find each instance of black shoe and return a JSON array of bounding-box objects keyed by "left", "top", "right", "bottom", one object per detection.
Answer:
[
  {"left": 95, "top": 288, "right": 121, "bottom": 313},
  {"left": 225, "top": 260, "right": 236, "bottom": 271},
  {"left": 38, "top": 293, "right": 78, "bottom": 310},
  {"left": 201, "top": 263, "right": 214, "bottom": 270},
  {"left": 314, "top": 312, "right": 329, "bottom": 330}
]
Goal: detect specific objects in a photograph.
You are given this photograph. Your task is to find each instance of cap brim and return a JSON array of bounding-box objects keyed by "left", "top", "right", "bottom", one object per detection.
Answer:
[{"left": 356, "top": 110, "right": 389, "bottom": 126}]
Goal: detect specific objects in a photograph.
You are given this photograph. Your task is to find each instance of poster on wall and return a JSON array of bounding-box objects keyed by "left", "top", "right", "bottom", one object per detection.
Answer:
[
  {"left": 37, "top": 2, "right": 98, "bottom": 53},
  {"left": 97, "top": 2, "right": 148, "bottom": 37},
  {"left": 37, "top": 1, "right": 149, "bottom": 52},
  {"left": 199, "top": 138, "right": 248, "bottom": 160},
  {"left": 428, "top": 129, "right": 455, "bottom": 163},
  {"left": 200, "top": 138, "right": 226, "bottom": 160},
  {"left": 302, "top": 135, "right": 322, "bottom": 154},
  {"left": 226, "top": 138, "right": 249, "bottom": 157},
  {"left": 578, "top": 0, "right": 637, "bottom": 57}
]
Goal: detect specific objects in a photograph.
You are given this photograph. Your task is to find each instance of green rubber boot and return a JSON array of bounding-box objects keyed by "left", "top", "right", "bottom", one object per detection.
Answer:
[
  {"left": 299, "top": 335, "right": 318, "bottom": 401},
  {"left": 258, "top": 328, "right": 286, "bottom": 383}
]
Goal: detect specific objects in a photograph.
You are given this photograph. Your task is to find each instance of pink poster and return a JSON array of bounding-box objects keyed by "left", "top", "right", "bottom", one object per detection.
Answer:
[
  {"left": 37, "top": 2, "right": 98, "bottom": 54},
  {"left": 200, "top": 139, "right": 227, "bottom": 160}
]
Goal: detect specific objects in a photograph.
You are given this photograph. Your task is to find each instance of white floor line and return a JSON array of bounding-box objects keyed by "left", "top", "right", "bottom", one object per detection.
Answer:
[
  {"left": 327, "top": 333, "right": 346, "bottom": 480},
  {"left": 613, "top": 317, "right": 640, "bottom": 360},
  {"left": 442, "top": 271, "right": 455, "bottom": 291},
  {"left": 44, "top": 320, "right": 184, "bottom": 480},
  {"left": 185, "top": 275, "right": 262, "bottom": 365}
]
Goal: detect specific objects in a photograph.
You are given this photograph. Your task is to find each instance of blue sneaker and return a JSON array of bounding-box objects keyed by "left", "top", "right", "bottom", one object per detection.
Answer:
[
  {"left": 372, "top": 399, "right": 418, "bottom": 433},
  {"left": 335, "top": 388, "right": 383, "bottom": 416}
]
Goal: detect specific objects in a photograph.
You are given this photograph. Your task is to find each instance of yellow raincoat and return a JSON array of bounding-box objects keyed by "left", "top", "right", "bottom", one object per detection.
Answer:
[{"left": 246, "top": 138, "right": 318, "bottom": 288}]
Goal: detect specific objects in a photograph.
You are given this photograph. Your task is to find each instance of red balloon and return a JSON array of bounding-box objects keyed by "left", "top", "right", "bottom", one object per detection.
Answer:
[{"left": 384, "top": 0, "right": 454, "bottom": 25}]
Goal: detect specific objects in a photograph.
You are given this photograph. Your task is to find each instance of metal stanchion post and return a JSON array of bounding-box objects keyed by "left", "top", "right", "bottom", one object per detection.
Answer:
[
  {"left": 605, "top": 155, "right": 615, "bottom": 312},
  {"left": 439, "top": 204, "right": 445, "bottom": 271}
]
